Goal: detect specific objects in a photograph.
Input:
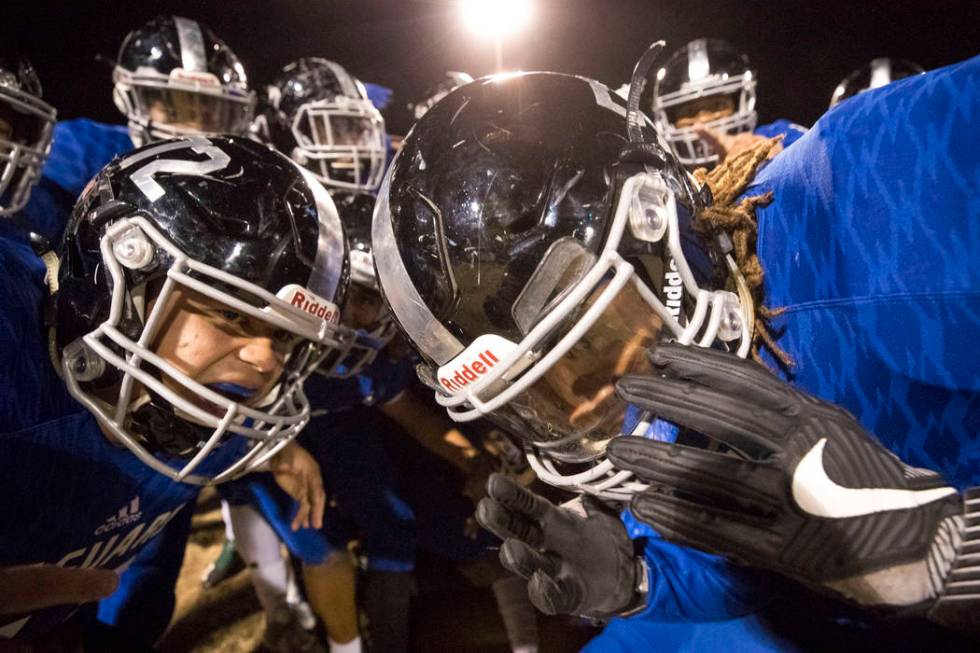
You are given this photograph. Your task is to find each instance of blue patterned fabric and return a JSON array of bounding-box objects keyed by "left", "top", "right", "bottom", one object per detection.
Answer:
[
  {"left": 754, "top": 119, "right": 808, "bottom": 149},
  {"left": 19, "top": 119, "right": 133, "bottom": 245},
  {"left": 753, "top": 56, "right": 980, "bottom": 488}
]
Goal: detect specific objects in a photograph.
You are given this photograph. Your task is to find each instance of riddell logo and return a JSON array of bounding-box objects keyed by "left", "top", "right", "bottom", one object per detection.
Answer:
[
  {"left": 277, "top": 284, "right": 340, "bottom": 325},
  {"left": 663, "top": 257, "right": 683, "bottom": 318},
  {"left": 169, "top": 68, "right": 221, "bottom": 88},
  {"left": 436, "top": 334, "right": 518, "bottom": 395},
  {"left": 439, "top": 350, "right": 501, "bottom": 392}
]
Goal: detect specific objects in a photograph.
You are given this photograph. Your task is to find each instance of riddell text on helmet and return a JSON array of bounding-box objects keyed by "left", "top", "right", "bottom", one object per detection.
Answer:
[
  {"left": 439, "top": 350, "right": 501, "bottom": 393},
  {"left": 288, "top": 289, "right": 339, "bottom": 324}
]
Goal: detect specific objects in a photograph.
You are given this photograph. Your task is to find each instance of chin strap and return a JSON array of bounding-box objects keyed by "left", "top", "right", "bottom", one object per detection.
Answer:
[
  {"left": 129, "top": 397, "right": 212, "bottom": 458},
  {"left": 29, "top": 232, "right": 60, "bottom": 295}
]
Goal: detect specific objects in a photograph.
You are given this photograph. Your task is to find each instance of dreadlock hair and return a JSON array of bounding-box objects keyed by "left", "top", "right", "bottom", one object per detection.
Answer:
[{"left": 692, "top": 136, "right": 794, "bottom": 370}]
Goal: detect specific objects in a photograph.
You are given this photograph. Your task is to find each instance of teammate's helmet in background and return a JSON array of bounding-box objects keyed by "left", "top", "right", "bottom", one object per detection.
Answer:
[
  {"left": 53, "top": 136, "right": 352, "bottom": 484},
  {"left": 260, "top": 58, "right": 386, "bottom": 193},
  {"left": 653, "top": 38, "right": 757, "bottom": 169},
  {"left": 409, "top": 71, "right": 474, "bottom": 120},
  {"left": 829, "top": 58, "right": 926, "bottom": 108},
  {"left": 324, "top": 192, "right": 398, "bottom": 377},
  {"left": 373, "top": 72, "right": 752, "bottom": 499},
  {"left": 0, "top": 55, "right": 55, "bottom": 216},
  {"left": 112, "top": 16, "right": 256, "bottom": 147}
]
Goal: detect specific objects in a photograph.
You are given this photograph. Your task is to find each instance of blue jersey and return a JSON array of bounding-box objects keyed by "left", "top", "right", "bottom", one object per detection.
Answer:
[
  {"left": 590, "top": 56, "right": 980, "bottom": 650},
  {"left": 304, "top": 348, "right": 417, "bottom": 415},
  {"left": 218, "top": 350, "right": 418, "bottom": 564},
  {"left": 754, "top": 119, "right": 807, "bottom": 149},
  {"left": 0, "top": 233, "right": 241, "bottom": 641},
  {"left": 19, "top": 119, "right": 133, "bottom": 245}
]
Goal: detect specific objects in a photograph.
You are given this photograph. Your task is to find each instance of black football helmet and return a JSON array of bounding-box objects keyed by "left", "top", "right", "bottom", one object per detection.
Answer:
[
  {"left": 0, "top": 55, "right": 55, "bottom": 216},
  {"left": 830, "top": 58, "right": 926, "bottom": 108},
  {"left": 53, "top": 136, "right": 353, "bottom": 484},
  {"left": 409, "top": 71, "right": 474, "bottom": 121},
  {"left": 373, "top": 72, "right": 752, "bottom": 499},
  {"left": 112, "top": 16, "right": 256, "bottom": 147},
  {"left": 259, "top": 58, "right": 387, "bottom": 193},
  {"left": 318, "top": 192, "right": 398, "bottom": 378},
  {"left": 652, "top": 39, "right": 757, "bottom": 168}
]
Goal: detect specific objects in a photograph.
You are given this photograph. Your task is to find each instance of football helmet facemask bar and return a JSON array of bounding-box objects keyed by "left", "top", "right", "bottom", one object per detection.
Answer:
[
  {"left": 55, "top": 136, "right": 355, "bottom": 485},
  {"left": 264, "top": 58, "right": 386, "bottom": 193},
  {"left": 829, "top": 58, "right": 925, "bottom": 108},
  {"left": 653, "top": 39, "right": 757, "bottom": 168},
  {"left": 0, "top": 56, "right": 55, "bottom": 216},
  {"left": 112, "top": 16, "right": 256, "bottom": 147},
  {"left": 373, "top": 72, "right": 752, "bottom": 501},
  {"left": 318, "top": 192, "right": 397, "bottom": 379}
]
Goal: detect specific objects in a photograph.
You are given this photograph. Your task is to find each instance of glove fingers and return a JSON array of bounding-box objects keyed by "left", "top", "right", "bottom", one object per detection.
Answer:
[
  {"left": 615, "top": 374, "right": 786, "bottom": 456},
  {"left": 527, "top": 569, "right": 578, "bottom": 616},
  {"left": 648, "top": 344, "right": 798, "bottom": 413},
  {"left": 608, "top": 437, "right": 782, "bottom": 515},
  {"left": 631, "top": 490, "right": 775, "bottom": 566},
  {"left": 487, "top": 472, "right": 553, "bottom": 520},
  {"left": 476, "top": 497, "right": 544, "bottom": 548},
  {"left": 499, "top": 538, "right": 562, "bottom": 580}
]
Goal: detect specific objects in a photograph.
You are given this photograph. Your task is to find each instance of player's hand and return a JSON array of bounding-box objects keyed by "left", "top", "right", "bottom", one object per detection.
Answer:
[
  {"left": 0, "top": 564, "right": 118, "bottom": 615},
  {"left": 271, "top": 442, "right": 326, "bottom": 531},
  {"left": 476, "top": 474, "right": 645, "bottom": 619},
  {"left": 694, "top": 124, "right": 779, "bottom": 163},
  {"left": 462, "top": 453, "right": 496, "bottom": 505},
  {"left": 608, "top": 343, "right": 977, "bottom": 628}
]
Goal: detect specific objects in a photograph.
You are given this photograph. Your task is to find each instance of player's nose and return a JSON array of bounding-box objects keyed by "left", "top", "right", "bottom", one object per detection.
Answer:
[{"left": 238, "top": 336, "right": 283, "bottom": 376}]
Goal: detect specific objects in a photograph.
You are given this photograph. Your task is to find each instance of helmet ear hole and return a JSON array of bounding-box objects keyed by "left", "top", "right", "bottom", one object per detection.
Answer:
[
  {"left": 113, "top": 226, "right": 156, "bottom": 271},
  {"left": 63, "top": 340, "right": 106, "bottom": 383}
]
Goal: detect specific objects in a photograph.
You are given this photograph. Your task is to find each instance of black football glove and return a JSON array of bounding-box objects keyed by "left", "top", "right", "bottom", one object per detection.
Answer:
[
  {"left": 476, "top": 473, "right": 646, "bottom": 620},
  {"left": 607, "top": 343, "right": 978, "bottom": 630}
]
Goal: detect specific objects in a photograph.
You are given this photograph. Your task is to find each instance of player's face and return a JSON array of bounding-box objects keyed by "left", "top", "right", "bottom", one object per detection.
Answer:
[
  {"left": 150, "top": 286, "right": 297, "bottom": 416},
  {"left": 148, "top": 99, "right": 205, "bottom": 131},
  {"left": 507, "top": 279, "right": 661, "bottom": 445},
  {"left": 673, "top": 95, "right": 736, "bottom": 128},
  {"left": 0, "top": 115, "right": 12, "bottom": 141},
  {"left": 342, "top": 284, "right": 386, "bottom": 330}
]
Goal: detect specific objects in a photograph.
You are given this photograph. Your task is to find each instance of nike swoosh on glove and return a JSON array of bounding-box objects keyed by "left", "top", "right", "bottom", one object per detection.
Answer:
[
  {"left": 607, "top": 343, "right": 979, "bottom": 630},
  {"left": 476, "top": 473, "right": 645, "bottom": 620}
]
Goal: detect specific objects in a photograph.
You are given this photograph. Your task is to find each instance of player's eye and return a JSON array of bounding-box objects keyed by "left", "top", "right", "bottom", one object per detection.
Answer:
[
  {"left": 215, "top": 308, "right": 247, "bottom": 326},
  {"left": 272, "top": 329, "right": 294, "bottom": 344}
]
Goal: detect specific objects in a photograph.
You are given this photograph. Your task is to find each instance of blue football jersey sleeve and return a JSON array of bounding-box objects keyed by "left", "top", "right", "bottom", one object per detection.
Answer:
[
  {"left": 19, "top": 119, "right": 133, "bottom": 245},
  {"left": 750, "top": 55, "right": 980, "bottom": 487},
  {"left": 42, "top": 119, "right": 133, "bottom": 197}
]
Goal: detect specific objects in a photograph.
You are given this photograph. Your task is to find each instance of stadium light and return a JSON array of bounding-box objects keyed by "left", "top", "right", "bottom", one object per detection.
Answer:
[
  {"left": 460, "top": 0, "right": 533, "bottom": 72},
  {"left": 460, "top": 0, "right": 533, "bottom": 36}
]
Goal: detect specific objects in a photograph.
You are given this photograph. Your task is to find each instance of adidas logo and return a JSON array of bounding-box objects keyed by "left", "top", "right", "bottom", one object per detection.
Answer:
[{"left": 95, "top": 496, "right": 143, "bottom": 536}]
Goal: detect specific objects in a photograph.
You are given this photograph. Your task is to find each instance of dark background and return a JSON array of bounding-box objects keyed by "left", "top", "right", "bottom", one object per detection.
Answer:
[{"left": 7, "top": 0, "right": 979, "bottom": 135}]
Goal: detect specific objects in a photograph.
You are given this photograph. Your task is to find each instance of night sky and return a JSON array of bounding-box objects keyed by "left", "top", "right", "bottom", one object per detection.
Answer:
[{"left": 7, "top": 0, "right": 979, "bottom": 135}]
